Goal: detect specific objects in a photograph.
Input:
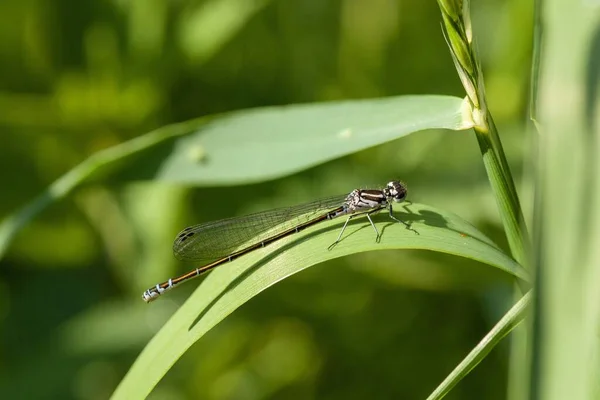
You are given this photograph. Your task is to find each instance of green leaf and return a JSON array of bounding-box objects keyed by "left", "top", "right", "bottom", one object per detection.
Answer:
[
  {"left": 111, "top": 202, "right": 528, "bottom": 399},
  {"left": 0, "top": 95, "right": 468, "bottom": 259},
  {"left": 150, "top": 95, "right": 469, "bottom": 185},
  {"left": 426, "top": 291, "right": 531, "bottom": 400}
]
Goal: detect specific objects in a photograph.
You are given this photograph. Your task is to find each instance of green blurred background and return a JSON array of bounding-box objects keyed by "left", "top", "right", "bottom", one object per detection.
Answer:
[{"left": 0, "top": 0, "right": 533, "bottom": 399}]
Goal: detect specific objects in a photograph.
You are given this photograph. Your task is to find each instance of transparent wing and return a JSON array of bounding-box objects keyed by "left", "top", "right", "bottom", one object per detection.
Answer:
[{"left": 173, "top": 195, "right": 348, "bottom": 262}]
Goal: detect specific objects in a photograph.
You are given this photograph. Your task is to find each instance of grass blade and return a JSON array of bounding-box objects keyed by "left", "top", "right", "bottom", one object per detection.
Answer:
[
  {"left": 112, "top": 202, "right": 528, "bottom": 399},
  {"left": 0, "top": 95, "right": 468, "bottom": 260}
]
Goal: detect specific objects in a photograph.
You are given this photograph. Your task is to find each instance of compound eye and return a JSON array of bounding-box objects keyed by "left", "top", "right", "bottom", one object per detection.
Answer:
[{"left": 388, "top": 181, "right": 407, "bottom": 202}]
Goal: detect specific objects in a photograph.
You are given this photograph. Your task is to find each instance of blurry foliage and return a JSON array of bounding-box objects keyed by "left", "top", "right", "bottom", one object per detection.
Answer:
[{"left": 0, "top": 0, "right": 532, "bottom": 399}]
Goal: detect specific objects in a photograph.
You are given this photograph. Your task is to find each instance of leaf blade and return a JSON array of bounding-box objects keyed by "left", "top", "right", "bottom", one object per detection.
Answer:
[
  {"left": 112, "top": 202, "right": 528, "bottom": 399},
  {"left": 157, "top": 95, "right": 470, "bottom": 185},
  {"left": 0, "top": 95, "right": 468, "bottom": 259}
]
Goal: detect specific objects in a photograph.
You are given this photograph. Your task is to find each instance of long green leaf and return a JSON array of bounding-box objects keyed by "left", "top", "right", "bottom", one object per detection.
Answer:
[
  {"left": 0, "top": 95, "right": 468, "bottom": 259},
  {"left": 154, "top": 95, "right": 468, "bottom": 185},
  {"left": 531, "top": 0, "right": 600, "bottom": 398},
  {"left": 112, "top": 202, "right": 528, "bottom": 399}
]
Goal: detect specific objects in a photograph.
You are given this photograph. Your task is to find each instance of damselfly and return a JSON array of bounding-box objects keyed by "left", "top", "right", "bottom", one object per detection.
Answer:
[{"left": 142, "top": 180, "right": 411, "bottom": 302}]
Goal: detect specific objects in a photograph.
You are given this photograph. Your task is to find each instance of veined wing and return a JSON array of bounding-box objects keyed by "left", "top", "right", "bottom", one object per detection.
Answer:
[{"left": 173, "top": 195, "right": 348, "bottom": 263}]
